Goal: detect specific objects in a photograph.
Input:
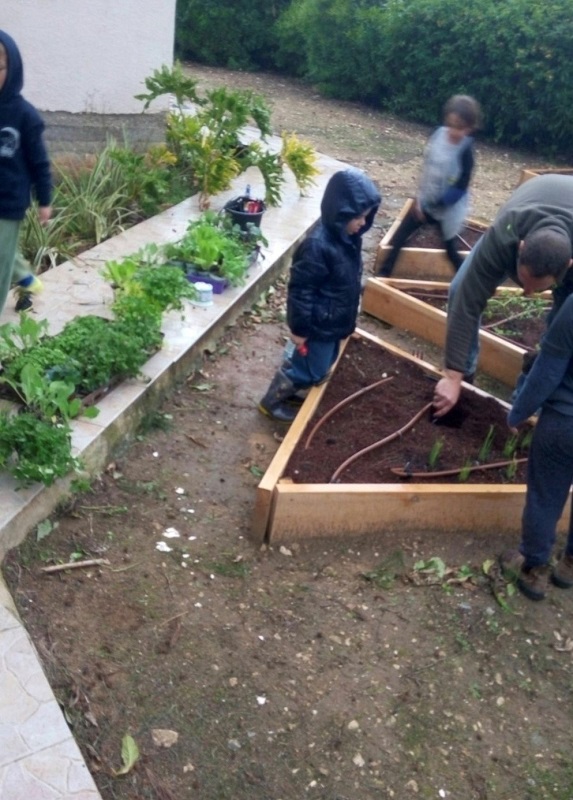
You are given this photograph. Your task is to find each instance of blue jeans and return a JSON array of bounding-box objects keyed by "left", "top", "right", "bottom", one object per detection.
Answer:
[
  {"left": 521, "top": 406, "right": 573, "bottom": 568},
  {"left": 283, "top": 339, "right": 340, "bottom": 388},
  {"left": 447, "top": 238, "right": 510, "bottom": 377}
]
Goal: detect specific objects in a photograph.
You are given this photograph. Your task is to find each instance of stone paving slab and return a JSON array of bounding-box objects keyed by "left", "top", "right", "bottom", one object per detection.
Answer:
[{"left": 0, "top": 145, "right": 346, "bottom": 799}]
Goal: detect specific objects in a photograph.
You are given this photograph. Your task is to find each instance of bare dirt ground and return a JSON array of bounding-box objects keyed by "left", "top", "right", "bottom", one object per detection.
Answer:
[{"left": 4, "top": 65, "right": 573, "bottom": 800}]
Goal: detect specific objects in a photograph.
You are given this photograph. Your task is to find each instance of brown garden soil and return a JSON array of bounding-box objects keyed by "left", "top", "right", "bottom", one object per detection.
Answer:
[
  {"left": 4, "top": 63, "right": 573, "bottom": 800},
  {"left": 401, "top": 287, "right": 551, "bottom": 352},
  {"left": 285, "top": 336, "right": 529, "bottom": 485},
  {"left": 399, "top": 223, "right": 485, "bottom": 251}
]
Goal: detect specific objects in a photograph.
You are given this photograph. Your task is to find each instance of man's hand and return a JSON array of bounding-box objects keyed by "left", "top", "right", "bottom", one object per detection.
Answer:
[{"left": 433, "top": 370, "right": 464, "bottom": 417}]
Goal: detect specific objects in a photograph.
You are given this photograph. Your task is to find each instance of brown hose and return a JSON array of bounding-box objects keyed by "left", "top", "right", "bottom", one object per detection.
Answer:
[
  {"left": 390, "top": 456, "right": 528, "bottom": 480},
  {"left": 329, "top": 401, "right": 433, "bottom": 483},
  {"left": 304, "top": 377, "right": 393, "bottom": 450}
]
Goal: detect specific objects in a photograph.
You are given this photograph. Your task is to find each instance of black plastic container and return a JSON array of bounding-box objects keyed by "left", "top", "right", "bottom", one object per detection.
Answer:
[{"left": 224, "top": 195, "right": 266, "bottom": 231}]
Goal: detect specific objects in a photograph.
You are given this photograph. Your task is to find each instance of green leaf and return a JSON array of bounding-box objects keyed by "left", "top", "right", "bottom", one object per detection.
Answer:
[
  {"left": 249, "top": 465, "right": 264, "bottom": 477},
  {"left": 36, "top": 519, "right": 54, "bottom": 541},
  {"left": 113, "top": 734, "right": 139, "bottom": 776},
  {"left": 482, "top": 558, "right": 495, "bottom": 576}
]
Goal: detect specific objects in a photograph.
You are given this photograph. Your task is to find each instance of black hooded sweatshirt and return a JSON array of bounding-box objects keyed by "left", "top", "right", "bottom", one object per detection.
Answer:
[
  {"left": 287, "top": 168, "right": 381, "bottom": 342},
  {"left": 0, "top": 29, "right": 51, "bottom": 220}
]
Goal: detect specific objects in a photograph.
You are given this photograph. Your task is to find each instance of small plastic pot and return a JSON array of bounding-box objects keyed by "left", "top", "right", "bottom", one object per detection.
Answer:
[{"left": 224, "top": 196, "right": 265, "bottom": 231}]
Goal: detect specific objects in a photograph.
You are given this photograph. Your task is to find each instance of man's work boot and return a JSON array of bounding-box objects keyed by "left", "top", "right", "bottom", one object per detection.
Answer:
[
  {"left": 258, "top": 370, "right": 298, "bottom": 423},
  {"left": 499, "top": 548, "right": 549, "bottom": 601},
  {"left": 551, "top": 552, "right": 573, "bottom": 589}
]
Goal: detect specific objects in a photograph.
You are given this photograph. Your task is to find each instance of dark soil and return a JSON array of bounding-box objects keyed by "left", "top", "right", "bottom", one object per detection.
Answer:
[
  {"left": 285, "top": 336, "right": 529, "bottom": 485},
  {"left": 403, "top": 287, "right": 551, "bottom": 351},
  {"left": 398, "top": 223, "right": 485, "bottom": 250}
]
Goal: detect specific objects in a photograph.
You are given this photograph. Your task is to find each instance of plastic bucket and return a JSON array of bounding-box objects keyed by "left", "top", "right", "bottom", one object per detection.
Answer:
[{"left": 224, "top": 196, "right": 265, "bottom": 231}]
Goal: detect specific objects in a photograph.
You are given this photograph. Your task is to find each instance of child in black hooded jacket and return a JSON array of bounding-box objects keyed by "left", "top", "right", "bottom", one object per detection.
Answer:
[
  {"left": 259, "top": 168, "right": 381, "bottom": 422},
  {"left": 0, "top": 29, "right": 52, "bottom": 314}
]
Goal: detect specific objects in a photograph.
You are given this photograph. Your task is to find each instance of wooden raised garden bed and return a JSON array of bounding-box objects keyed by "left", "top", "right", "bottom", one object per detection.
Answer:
[
  {"left": 374, "top": 198, "right": 488, "bottom": 280},
  {"left": 362, "top": 278, "right": 550, "bottom": 387},
  {"left": 252, "top": 328, "right": 570, "bottom": 544},
  {"left": 518, "top": 167, "right": 573, "bottom": 186}
]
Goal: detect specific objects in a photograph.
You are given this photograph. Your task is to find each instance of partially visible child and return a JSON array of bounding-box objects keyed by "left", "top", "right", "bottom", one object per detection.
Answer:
[
  {"left": 377, "top": 94, "right": 481, "bottom": 277},
  {"left": 0, "top": 29, "right": 52, "bottom": 314},
  {"left": 258, "top": 168, "right": 381, "bottom": 423},
  {"left": 500, "top": 289, "right": 573, "bottom": 601}
]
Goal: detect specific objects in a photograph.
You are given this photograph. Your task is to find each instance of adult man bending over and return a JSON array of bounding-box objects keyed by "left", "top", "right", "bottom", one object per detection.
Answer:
[{"left": 433, "top": 174, "right": 573, "bottom": 418}]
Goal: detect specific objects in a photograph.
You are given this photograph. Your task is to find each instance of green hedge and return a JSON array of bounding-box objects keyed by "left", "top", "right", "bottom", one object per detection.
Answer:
[
  {"left": 378, "top": 0, "right": 573, "bottom": 154},
  {"left": 177, "top": 0, "right": 573, "bottom": 157},
  {"left": 175, "top": 0, "right": 290, "bottom": 70}
]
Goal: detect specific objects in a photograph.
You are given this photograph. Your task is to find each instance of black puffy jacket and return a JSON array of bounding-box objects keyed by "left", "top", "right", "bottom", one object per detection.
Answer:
[{"left": 287, "top": 169, "right": 381, "bottom": 342}]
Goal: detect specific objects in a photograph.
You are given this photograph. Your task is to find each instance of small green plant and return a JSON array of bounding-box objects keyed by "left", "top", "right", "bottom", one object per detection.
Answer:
[
  {"left": 520, "top": 428, "right": 534, "bottom": 450},
  {"left": 163, "top": 211, "right": 261, "bottom": 285},
  {"left": 206, "top": 556, "right": 250, "bottom": 578},
  {"left": 361, "top": 550, "right": 405, "bottom": 589},
  {"left": 505, "top": 458, "right": 519, "bottom": 481},
  {"left": 502, "top": 432, "right": 519, "bottom": 459},
  {"left": 0, "top": 364, "right": 98, "bottom": 422},
  {"left": 0, "top": 412, "right": 80, "bottom": 486},
  {"left": 458, "top": 459, "right": 473, "bottom": 482},
  {"left": 477, "top": 425, "right": 496, "bottom": 463},
  {"left": 428, "top": 436, "right": 444, "bottom": 469},
  {"left": 413, "top": 556, "right": 447, "bottom": 580}
]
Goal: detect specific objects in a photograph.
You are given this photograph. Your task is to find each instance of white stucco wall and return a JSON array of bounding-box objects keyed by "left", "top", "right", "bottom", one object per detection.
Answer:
[{"left": 2, "top": 0, "right": 176, "bottom": 113}]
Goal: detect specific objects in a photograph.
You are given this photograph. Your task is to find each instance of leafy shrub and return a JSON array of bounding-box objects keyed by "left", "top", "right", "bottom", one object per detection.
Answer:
[
  {"left": 176, "top": 0, "right": 290, "bottom": 70},
  {"left": 275, "top": 0, "right": 386, "bottom": 101},
  {"left": 0, "top": 413, "right": 78, "bottom": 487},
  {"left": 273, "top": 0, "right": 573, "bottom": 155}
]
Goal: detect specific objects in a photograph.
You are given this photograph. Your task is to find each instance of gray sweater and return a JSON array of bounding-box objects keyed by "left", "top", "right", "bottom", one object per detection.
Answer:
[{"left": 445, "top": 174, "right": 573, "bottom": 372}]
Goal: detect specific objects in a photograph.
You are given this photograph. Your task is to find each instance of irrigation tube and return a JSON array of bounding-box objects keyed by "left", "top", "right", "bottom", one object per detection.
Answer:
[
  {"left": 329, "top": 401, "right": 433, "bottom": 483},
  {"left": 390, "top": 456, "right": 528, "bottom": 480},
  {"left": 304, "top": 376, "right": 394, "bottom": 450}
]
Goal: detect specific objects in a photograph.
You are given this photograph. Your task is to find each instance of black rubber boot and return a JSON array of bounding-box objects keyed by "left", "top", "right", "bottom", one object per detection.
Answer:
[{"left": 258, "top": 370, "right": 299, "bottom": 423}]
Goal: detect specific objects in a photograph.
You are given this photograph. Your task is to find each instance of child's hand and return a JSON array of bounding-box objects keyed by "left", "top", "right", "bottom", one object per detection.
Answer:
[{"left": 38, "top": 206, "right": 52, "bottom": 226}]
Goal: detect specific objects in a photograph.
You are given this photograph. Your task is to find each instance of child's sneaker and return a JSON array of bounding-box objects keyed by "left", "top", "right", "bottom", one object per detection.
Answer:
[{"left": 14, "top": 275, "right": 42, "bottom": 312}]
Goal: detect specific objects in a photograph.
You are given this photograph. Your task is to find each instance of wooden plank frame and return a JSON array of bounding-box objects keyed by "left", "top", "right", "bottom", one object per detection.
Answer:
[
  {"left": 361, "top": 277, "right": 536, "bottom": 387},
  {"left": 518, "top": 167, "right": 573, "bottom": 186},
  {"left": 252, "top": 328, "right": 570, "bottom": 544},
  {"left": 374, "top": 199, "right": 489, "bottom": 279}
]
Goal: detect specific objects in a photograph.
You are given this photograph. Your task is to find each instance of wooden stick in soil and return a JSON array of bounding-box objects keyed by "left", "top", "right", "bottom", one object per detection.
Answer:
[
  {"left": 40, "top": 558, "right": 110, "bottom": 574},
  {"left": 330, "top": 402, "right": 434, "bottom": 483},
  {"left": 390, "top": 457, "right": 528, "bottom": 480},
  {"left": 304, "top": 377, "right": 394, "bottom": 450}
]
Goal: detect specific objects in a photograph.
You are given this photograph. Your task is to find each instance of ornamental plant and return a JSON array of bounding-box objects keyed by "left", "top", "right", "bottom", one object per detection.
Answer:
[{"left": 136, "top": 62, "right": 319, "bottom": 210}]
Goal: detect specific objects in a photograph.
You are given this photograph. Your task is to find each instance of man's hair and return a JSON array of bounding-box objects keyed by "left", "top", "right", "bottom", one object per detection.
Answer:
[{"left": 519, "top": 229, "right": 572, "bottom": 281}]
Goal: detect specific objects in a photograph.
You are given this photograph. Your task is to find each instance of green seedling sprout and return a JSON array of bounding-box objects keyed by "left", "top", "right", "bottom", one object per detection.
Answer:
[
  {"left": 428, "top": 436, "right": 445, "bottom": 469},
  {"left": 520, "top": 428, "right": 534, "bottom": 450},
  {"left": 503, "top": 432, "right": 519, "bottom": 459},
  {"left": 505, "top": 458, "right": 519, "bottom": 481},
  {"left": 458, "top": 459, "right": 473, "bottom": 482},
  {"left": 478, "top": 424, "right": 496, "bottom": 463}
]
